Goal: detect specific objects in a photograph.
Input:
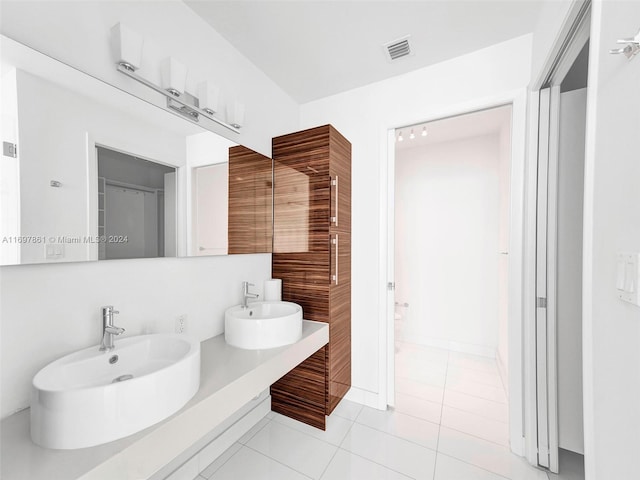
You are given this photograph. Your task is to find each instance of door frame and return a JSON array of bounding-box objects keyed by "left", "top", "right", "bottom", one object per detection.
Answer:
[
  {"left": 525, "top": 0, "right": 591, "bottom": 470},
  {"left": 381, "top": 87, "right": 529, "bottom": 456}
]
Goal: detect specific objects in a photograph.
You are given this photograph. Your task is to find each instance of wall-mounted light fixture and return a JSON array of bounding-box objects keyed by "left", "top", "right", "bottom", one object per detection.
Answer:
[
  {"left": 409, "top": 128, "right": 415, "bottom": 140},
  {"left": 397, "top": 131, "right": 404, "bottom": 142},
  {"left": 421, "top": 126, "right": 428, "bottom": 137},
  {"left": 198, "top": 81, "right": 220, "bottom": 115},
  {"left": 110, "top": 23, "right": 144, "bottom": 72},
  {"left": 160, "top": 57, "right": 187, "bottom": 97},
  {"left": 110, "top": 22, "right": 241, "bottom": 134},
  {"left": 227, "top": 101, "right": 245, "bottom": 129}
]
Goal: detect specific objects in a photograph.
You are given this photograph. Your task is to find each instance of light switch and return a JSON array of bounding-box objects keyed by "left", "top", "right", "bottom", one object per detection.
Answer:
[{"left": 617, "top": 252, "right": 640, "bottom": 306}]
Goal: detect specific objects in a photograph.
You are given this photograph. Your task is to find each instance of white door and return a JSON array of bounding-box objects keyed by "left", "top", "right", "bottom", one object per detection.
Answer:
[{"left": 535, "top": 86, "right": 561, "bottom": 472}]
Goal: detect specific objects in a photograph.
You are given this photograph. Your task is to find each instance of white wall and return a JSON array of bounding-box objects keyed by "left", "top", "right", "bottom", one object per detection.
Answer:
[
  {"left": 557, "top": 87, "right": 586, "bottom": 455},
  {"left": 0, "top": 0, "right": 299, "bottom": 156},
  {"left": 395, "top": 134, "right": 501, "bottom": 357},
  {"left": 581, "top": 1, "right": 640, "bottom": 477},
  {"left": 300, "top": 35, "right": 532, "bottom": 402},
  {"left": 0, "top": 1, "right": 298, "bottom": 419}
]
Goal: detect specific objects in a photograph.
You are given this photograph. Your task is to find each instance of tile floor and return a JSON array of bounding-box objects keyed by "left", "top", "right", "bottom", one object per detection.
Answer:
[{"left": 193, "top": 342, "right": 582, "bottom": 479}]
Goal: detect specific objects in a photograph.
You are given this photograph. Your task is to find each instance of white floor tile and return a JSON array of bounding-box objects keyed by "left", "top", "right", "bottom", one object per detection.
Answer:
[
  {"left": 321, "top": 449, "right": 413, "bottom": 480},
  {"left": 395, "top": 376, "right": 444, "bottom": 404},
  {"left": 445, "top": 377, "right": 507, "bottom": 404},
  {"left": 331, "top": 399, "right": 363, "bottom": 421},
  {"left": 246, "top": 420, "right": 337, "bottom": 479},
  {"left": 341, "top": 423, "right": 436, "bottom": 480},
  {"left": 440, "top": 406, "right": 509, "bottom": 447},
  {"left": 434, "top": 453, "right": 510, "bottom": 480},
  {"left": 447, "top": 365, "right": 504, "bottom": 388},
  {"left": 443, "top": 389, "right": 509, "bottom": 423},
  {"left": 394, "top": 392, "right": 442, "bottom": 424},
  {"left": 355, "top": 405, "right": 439, "bottom": 450},
  {"left": 238, "top": 417, "right": 271, "bottom": 444},
  {"left": 272, "top": 412, "right": 353, "bottom": 446},
  {"left": 438, "top": 427, "right": 548, "bottom": 480},
  {"left": 396, "top": 363, "right": 448, "bottom": 387},
  {"left": 209, "top": 446, "right": 310, "bottom": 480},
  {"left": 200, "top": 443, "right": 242, "bottom": 479}
]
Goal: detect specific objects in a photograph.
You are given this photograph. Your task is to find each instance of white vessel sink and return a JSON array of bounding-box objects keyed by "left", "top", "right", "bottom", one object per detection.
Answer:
[
  {"left": 225, "top": 301, "right": 303, "bottom": 350},
  {"left": 30, "top": 334, "right": 200, "bottom": 449}
]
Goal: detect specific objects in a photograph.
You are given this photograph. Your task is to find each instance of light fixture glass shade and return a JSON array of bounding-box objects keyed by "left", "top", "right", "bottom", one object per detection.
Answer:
[
  {"left": 160, "top": 57, "right": 188, "bottom": 97},
  {"left": 197, "top": 81, "right": 220, "bottom": 114},
  {"left": 421, "top": 126, "right": 428, "bottom": 136},
  {"left": 398, "top": 131, "right": 403, "bottom": 142},
  {"left": 227, "top": 101, "right": 245, "bottom": 128},
  {"left": 110, "top": 23, "right": 144, "bottom": 71},
  {"left": 410, "top": 129, "right": 415, "bottom": 139}
]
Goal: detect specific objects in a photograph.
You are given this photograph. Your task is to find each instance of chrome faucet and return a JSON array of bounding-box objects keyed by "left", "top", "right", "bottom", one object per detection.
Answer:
[
  {"left": 100, "top": 305, "right": 125, "bottom": 352},
  {"left": 242, "top": 281, "right": 259, "bottom": 308}
]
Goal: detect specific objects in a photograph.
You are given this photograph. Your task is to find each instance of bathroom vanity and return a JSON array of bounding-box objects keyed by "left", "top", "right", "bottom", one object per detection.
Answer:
[{"left": 0, "top": 322, "right": 328, "bottom": 480}]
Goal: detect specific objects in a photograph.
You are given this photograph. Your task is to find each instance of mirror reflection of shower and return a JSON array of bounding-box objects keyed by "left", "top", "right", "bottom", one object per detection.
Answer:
[{"left": 96, "top": 146, "right": 177, "bottom": 260}]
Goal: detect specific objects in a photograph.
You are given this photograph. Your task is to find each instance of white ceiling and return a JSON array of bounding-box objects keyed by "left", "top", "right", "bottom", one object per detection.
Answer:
[
  {"left": 395, "top": 104, "right": 512, "bottom": 150},
  {"left": 184, "top": 0, "right": 545, "bottom": 103}
]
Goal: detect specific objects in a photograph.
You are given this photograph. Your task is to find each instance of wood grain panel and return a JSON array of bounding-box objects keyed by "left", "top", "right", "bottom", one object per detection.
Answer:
[
  {"left": 228, "top": 146, "right": 272, "bottom": 254},
  {"left": 271, "top": 347, "right": 327, "bottom": 430},
  {"left": 273, "top": 252, "right": 329, "bottom": 285},
  {"left": 278, "top": 280, "right": 330, "bottom": 323}
]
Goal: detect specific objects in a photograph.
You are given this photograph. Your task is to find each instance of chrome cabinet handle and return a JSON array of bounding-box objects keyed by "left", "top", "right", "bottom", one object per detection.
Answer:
[
  {"left": 331, "top": 176, "right": 338, "bottom": 226},
  {"left": 331, "top": 235, "right": 339, "bottom": 285}
]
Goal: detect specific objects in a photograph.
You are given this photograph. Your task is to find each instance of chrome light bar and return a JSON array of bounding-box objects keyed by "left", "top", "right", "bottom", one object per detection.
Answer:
[{"left": 116, "top": 63, "right": 240, "bottom": 134}]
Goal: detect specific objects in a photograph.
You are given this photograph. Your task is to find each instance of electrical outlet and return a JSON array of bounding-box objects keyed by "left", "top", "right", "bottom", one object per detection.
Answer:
[{"left": 175, "top": 315, "right": 188, "bottom": 334}]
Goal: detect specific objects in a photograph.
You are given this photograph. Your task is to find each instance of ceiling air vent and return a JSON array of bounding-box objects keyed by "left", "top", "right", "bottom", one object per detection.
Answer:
[{"left": 383, "top": 35, "right": 413, "bottom": 62}]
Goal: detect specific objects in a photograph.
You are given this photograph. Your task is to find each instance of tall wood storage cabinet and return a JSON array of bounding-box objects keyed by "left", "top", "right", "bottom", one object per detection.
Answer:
[{"left": 271, "top": 125, "right": 351, "bottom": 430}]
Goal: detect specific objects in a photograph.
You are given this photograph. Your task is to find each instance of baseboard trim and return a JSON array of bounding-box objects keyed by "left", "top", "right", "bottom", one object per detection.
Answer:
[{"left": 343, "top": 386, "right": 385, "bottom": 410}]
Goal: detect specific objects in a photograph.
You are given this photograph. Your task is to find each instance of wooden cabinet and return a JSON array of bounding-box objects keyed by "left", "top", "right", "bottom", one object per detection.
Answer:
[{"left": 271, "top": 125, "right": 351, "bottom": 430}]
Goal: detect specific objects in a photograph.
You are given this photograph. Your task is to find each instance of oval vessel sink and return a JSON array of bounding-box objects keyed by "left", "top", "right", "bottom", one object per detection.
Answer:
[
  {"left": 30, "top": 334, "right": 200, "bottom": 449},
  {"left": 225, "top": 301, "right": 303, "bottom": 350}
]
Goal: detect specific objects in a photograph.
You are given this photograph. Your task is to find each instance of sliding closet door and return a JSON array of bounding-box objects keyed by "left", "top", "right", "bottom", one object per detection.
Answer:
[{"left": 535, "top": 86, "right": 560, "bottom": 472}]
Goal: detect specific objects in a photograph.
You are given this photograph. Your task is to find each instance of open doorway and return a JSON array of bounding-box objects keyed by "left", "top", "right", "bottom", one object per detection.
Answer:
[
  {"left": 392, "top": 105, "right": 513, "bottom": 446},
  {"left": 533, "top": 35, "right": 589, "bottom": 480}
]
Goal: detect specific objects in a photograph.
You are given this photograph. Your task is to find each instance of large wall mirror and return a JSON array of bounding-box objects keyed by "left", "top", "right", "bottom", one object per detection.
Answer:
[{"left": 0, "top": 36, "right": 272, "bottom": 266}]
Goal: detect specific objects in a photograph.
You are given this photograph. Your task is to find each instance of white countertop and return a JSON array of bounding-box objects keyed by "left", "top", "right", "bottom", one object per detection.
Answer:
[{"left": 0, "top": 321, "right": 329, "bottom": 480}]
